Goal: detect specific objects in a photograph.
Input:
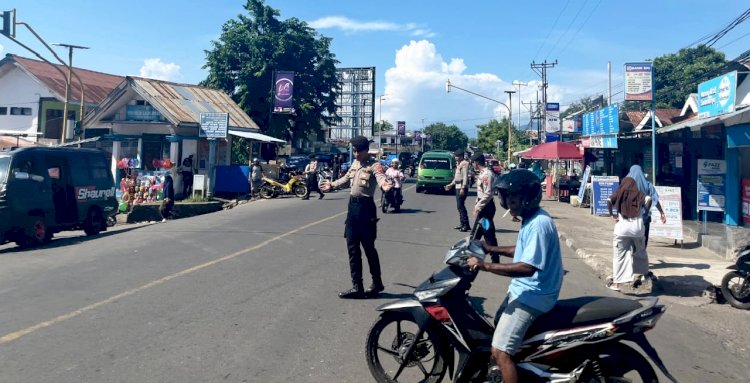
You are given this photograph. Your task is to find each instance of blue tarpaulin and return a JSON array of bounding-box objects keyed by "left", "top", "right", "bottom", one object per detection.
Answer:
[{"left": 214, "top": 165, "right": 250, "bottom": 193}]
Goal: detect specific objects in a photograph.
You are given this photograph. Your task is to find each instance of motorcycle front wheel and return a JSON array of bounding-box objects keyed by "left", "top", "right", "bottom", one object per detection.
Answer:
[
  {"left": 294, "top": 184, "right": 308, "bottom": 198},
  {"left": 366, "top": 312, "right": 447, "bottom": 383},
  {"left": 259, "top": 185, "right": 275, "bottom": 199},
  {"left": 721, "top": 271, "right": 750, "bottom": 310}
]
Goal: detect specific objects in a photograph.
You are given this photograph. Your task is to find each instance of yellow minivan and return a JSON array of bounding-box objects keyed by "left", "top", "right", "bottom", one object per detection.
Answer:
[{"left": 415, "top": 151, "right": 455, "bottom": 193}]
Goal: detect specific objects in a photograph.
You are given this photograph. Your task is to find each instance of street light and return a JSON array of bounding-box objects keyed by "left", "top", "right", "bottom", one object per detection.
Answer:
[
  {"left": 378, "top": 94, "right": 386, "bottom": 150},
  {"left": 52, "top": 43, "right": 89, "bottom": 144},
  {"left": 512, "top": 81, "right": 527, "bottom": 133},
  {"left": 446, "top": 79, "right": 515, "bottom": 162}
]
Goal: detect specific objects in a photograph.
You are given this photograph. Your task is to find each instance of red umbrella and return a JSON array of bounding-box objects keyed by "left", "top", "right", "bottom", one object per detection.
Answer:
[{"left": 521, "top": 141, "right": 582, "bottom": 160}]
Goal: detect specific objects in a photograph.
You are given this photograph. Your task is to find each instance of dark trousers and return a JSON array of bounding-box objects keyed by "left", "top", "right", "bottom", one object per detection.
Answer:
[
  {"left": 456, "top": 188, "right": 470, "bottom": 228},
  {"left": 159, "top": 201, "right": 174, "bottom": 219},
  {"left": 305, "top": 175, "right": 324, "bottom": 198},
  {"left": 345, "top": 197, "right": 382, "bottom": 288},
  {"left": 181, "top": 172, "right": 193, "bottom": 198},
  {"left": 644, "top": 215, "right": 652, "bottom": 248},
  {"left": 476, "top": 201, "right": 499, "bottom": 262}
]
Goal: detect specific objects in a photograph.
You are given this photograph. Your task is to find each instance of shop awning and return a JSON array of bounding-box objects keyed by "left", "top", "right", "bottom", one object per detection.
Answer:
[
  {"left": 658, "top": 105, "right": 750, "bottom": 134},
  {"left": 228, "top": 129, "right": 285, "bottom": 143},
  {"left": 521, "top": 141, "right": 582, "bottom": 160}
]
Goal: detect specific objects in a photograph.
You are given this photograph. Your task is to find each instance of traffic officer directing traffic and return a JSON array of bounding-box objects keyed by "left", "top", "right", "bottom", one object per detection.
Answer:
[
  {"left": 444, "top": 150, "right": 471, "bottom": 232},
  {"left": 321, "top": 136, "right": 392, "bottom": 299}
]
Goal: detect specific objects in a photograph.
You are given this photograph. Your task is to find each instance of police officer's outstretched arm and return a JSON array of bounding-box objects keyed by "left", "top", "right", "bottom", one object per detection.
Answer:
[
  {"left": 322, "top": 168, "right": 352, "bottom": 191},
  {"left": 373, "top": 163, "right": 391, "bottom": 191}
]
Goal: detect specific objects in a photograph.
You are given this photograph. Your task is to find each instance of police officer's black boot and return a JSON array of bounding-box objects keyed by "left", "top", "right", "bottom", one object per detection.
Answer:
[
  {"left": 338, "top": 283, "right": 365, "bottom": 299},
  {"left": 365, "top": 278, "right": 385, "bottom": 297}
]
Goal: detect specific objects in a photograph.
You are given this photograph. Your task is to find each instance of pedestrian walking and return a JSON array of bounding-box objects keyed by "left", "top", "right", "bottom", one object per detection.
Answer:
[
  {"left": 303, "top": 154, "right": 325, "bottom": 200},
  {"left": 332, "top": 154, "right": 342, "bottom": 180},
  {"left": 444, "top": 150, "right": 471, "bottom": 232},
  {"left": 160, "top": 170, "right": 175, "bottom": 222},
  {"left": 180, "top": 155, "right": 194, "bottom": 199},
  {"left": 471, "top": 153, "right": 499, "bottom": 262},
  {"left": 467, "top": 170, "right": 563, "bottom": 383},
  {"left": 321, "top": 136, "right": 391, "bottom": 299},
  {"left": 626, "top": 164, "right": 666, "bottom": 248},
  {"left": 606, "top": 177, "right": 652, "bottom": 291},
  {"left": 248, "top": 158, "right": 263, "bottom": 200}
]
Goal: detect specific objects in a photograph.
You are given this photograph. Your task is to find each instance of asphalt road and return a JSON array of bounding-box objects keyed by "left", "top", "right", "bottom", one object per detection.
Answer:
[{"left": 0, "top": 179, "right": 748, "bottom": 383}]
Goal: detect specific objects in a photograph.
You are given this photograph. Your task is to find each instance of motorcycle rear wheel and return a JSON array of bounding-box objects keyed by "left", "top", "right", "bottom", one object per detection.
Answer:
[
  {"left": 721, "top": 271, "right": 750, "bottom": 310},
  {"left": 587, "top": 342, "right": 658, "bottom": 383},
  {"left": 259, "top": 185, "right": 275, "bottom": 199},
  {"left": 366, "top": 312, "right": 446, "bottom": 383},
  {"left": 294, "top": 184, "right": 308, "bottom": 198}
]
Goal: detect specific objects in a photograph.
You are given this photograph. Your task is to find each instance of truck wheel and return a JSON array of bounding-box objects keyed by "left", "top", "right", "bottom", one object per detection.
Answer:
[
  {"left": 84, "top": 208, "right": 103, "bottom": 236},
  {"left": 16, "top": 215, "right": 51, "bottom": 248}
]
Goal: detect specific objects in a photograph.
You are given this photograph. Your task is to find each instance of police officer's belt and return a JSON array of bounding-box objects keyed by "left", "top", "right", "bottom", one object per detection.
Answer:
[{"left": 350, "top": 196, "right": 374, "bottom": 203}]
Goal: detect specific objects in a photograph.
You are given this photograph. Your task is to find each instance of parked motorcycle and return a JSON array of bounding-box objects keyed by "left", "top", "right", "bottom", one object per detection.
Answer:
[
  {"left": 720, "top": 244, "right": 750, "bottom": 310},
  {"left": 258, "top": 170, "right": 307, "bottom": 199},
  {"left": 365, "top": 219, "right": 677, "bottom": 383}
]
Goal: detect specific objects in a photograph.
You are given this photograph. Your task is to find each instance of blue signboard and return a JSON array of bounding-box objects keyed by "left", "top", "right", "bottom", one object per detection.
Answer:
[
  {"left": 582, "top": 104, "right": 619, "bottom": 137},
  {"left": 698, "top": 71, "right": 736, "bottom": 118},
  {"left": 696, "top": 159, "right": 726, "bottom": 212},
  {"left": 199, "top": 112, "right": 229, "bottom": 138},
  {"left": 592, "top": 176, "right": 620, "bottom": 216}
]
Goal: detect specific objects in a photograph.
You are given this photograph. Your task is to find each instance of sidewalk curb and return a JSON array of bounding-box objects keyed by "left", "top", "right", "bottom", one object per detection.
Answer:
[{"left": 558, "top": 230, "right": 716, "bottom": 304}]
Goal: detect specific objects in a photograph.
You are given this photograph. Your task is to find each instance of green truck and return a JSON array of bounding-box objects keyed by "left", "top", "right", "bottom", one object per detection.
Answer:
[{"left": 0, "top": 147, "right": 118, "bottom": 248}]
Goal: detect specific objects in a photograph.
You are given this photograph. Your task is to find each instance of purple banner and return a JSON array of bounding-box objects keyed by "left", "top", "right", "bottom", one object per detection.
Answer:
[
  {"left": 414, "top": 131, "right": 421, "bottom": 140},
  {"left": 273, "top": 71, "right": 295, "bottom": 114},
  {"left": 398, "top": 121, "right": 406, "bottom": 136}
]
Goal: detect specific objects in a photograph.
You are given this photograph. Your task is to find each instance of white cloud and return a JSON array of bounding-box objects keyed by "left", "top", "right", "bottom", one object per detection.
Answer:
[
  {"left": 381, "top": 40, "right": 521, "bottom": 137},
  {"left": 309, "top": 16, "right": 434, "bottom": 37},
  {"left": 138, "top": 58, "right": 182, "bottom": 81}
]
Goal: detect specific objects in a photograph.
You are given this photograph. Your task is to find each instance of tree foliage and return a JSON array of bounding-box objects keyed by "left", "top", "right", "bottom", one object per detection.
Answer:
[
  {"left": 374, "top": 120, "right": 393, "bottom": 133},
  {"left": 202, "top": 0, "right": 340, "bottom": 142},
  {"left": 653, "top": 45, "right": 726, "bottom": 109},
  {"left": 476, "top": 118, "right": 528, "bottom": 160},
  {"left": 561, "top": 95, "right": 606, "bottom": 118},
  {"left": 424, "top": 122, "right": 468, "bottom": 152}
]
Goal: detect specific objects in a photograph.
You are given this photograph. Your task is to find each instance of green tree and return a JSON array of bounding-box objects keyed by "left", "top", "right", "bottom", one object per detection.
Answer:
[
  {"left": 374, "top": 120, "right": 393, "bottom": 133},
  {"left": 561, "top": 95, "right": 606, "bottom": 118},
  {"left": 202, "top": 0, "right": 340, "bottom": 143},
  {"left": 424, "top": 122, "right": 468, "bottom": 152},
  {"left": 653, "top": 45, "right": 726, "bottom": 108},
  {"left": 476, "top": 118, "right": 528, "bottom": 160}
]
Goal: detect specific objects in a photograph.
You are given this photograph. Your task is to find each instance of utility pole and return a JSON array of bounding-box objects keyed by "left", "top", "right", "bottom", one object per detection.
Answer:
[
  {"left": 530, "top": 60, "right": 557, "bottom": 141},
  {"left": 512, "top": 81, "right": 527, "bottom": 139},
  {"left": 504, "top": 90, "right": 515, "bottom": 163},
  {"left": 420, "top": 118, "right": 425, "bottom": 152},
  {"left": 53, "top": 43, "right": 89, "bottom": 144},
  {"left": 378, "top": 95, "right": 386, "bottom": 152}
]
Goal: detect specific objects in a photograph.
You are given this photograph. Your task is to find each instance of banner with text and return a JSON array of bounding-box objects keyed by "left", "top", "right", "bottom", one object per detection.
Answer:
[
  {"left": 625, "top": 62, "right": 653, "bottom": 101},
  {"left": 697, "top": 159, "right": 726, "bottom": 212},
  {"left": 545, "top": 102, "right": 561, "bottom": 133},
  {"left": 697, "top": 71, "right": 737, "bottom": 118},
  {"left": 649, "top": 186, "right": 683, "bottom": 240},
  {"left": 397, "top": 121, "right": 406, "bottom": 136},
  {"left": 273, "top": 71, "right": 295, "bottom": 114},
  {"left": 592, "top": 175, "right": 620, "bottom": 216}
]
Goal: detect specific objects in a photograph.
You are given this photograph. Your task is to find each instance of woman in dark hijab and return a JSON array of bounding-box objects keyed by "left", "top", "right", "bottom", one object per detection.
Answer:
[{"left": 606, "top": 177, "right": 652, "bottom": 291}]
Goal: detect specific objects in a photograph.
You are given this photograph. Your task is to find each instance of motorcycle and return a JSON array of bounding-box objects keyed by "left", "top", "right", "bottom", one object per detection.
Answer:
[
  {"left": 720, "top": 244, "right": 750, "bottom": 310},
  {"left": 365, "top": 219, "right": 677, "bottom": 383},
  {"left": 318, "top": 167, "right": 335, "bottom": 191},
  {"left": 381, "top": 177, "right": 403, "bottom": 214},
  {"left": 258, "top": 169, "right": 307, "bottom": 199}
]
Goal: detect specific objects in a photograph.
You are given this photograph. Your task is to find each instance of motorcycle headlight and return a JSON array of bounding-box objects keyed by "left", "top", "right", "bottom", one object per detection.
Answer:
[{"left": 414, "top": 287, "right": 444, "bottom": 301}]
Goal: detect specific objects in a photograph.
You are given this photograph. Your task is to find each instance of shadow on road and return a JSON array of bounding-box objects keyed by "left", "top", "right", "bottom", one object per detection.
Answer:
[
  {"left": 650, "top": 260, "right": 710, "bottom": 270},
  {"left": 384, "top": 209, "right": 434, "bottom": 214},
  {"left": 0, "top": 225, "right": 146, "bottom": 255}
]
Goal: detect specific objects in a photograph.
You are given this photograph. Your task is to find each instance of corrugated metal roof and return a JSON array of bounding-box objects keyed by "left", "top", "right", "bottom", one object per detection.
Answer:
[
  {"left": 130, "top": 77, "right": 259, "bottom": 129},
  {"left": 3, "top": 54, "right": 124, "bottom": 104}
]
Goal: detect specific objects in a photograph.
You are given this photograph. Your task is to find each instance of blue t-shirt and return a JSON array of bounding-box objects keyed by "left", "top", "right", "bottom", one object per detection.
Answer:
[{"left": 508, "top": 209, "right": 563, "bottom": 313}]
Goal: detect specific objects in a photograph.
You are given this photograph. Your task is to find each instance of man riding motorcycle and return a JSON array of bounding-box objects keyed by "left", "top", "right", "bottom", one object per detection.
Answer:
[
  {"left": 467, "top": 169, "right": 564, "bottom": 383},
  {"left": 384, "top": 158, "right": 405, "bottom": 212}
]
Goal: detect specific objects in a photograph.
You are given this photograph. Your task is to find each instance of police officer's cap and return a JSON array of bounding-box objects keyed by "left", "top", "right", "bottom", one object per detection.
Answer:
[
  {"left": 308, "top": 153, "right": 316, "bottom": 159},
  {"left": 351, "top": 136, "right": 370, "bottom": 152},
  {"left": 453, "top": 150, "right": 465, "bottom": 157},
  {"left": 471, "top": 153, "right": 485, "bottom": 165}
]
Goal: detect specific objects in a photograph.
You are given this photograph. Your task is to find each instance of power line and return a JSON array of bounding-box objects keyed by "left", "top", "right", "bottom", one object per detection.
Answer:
[
  {"left": 552, "top": 0, "right": 603, "bottom": 59},
  {"left": 717, "top": 30, "right": 750, "bottom": 50},
  {"left": 532, "top": 0, "right": 571, "bottom": 61},
  {"left": 545, "top": 0, "right": 590, "bottom": 61},
  {"left": 705, "top": 8, "right": 750, "bottom": 47}
]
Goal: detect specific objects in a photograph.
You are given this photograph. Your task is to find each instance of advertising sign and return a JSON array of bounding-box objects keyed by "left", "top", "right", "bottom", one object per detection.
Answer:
[
  {"left": 624, "top": 62, "right": 653, "bottom": 101},
  {"left": 742, "top": 178, "right": 750, "bottom": 224},
  {"left": 649, "top": 186, "right": 683, "bottom": 240},
  {"left": 545, "top": 102, "right": 561, "bottom": 133},
  {"left": 697, "top": 159, "right": 726, "bottom": 212},
  {"left": 397, "top": 121, "right": 406, "bottom": 136},
  {"left": 697, "top": 71, "right": 736, "bottom": 118},
  {"left": 577, "top": 165, "right": 591, "bottom": 203},
  {"left": 592, "top": 175, "right": 620, "bottom": 216},
  {"left": 582, "top": 104, "right": 619, "bottom": 136},
  {"left": 589, "top": 135, "right": 618, "bottom": 149},
  {"left": 199, "top": 112, "right": 228, "bottom": 138},
  {"left": 273, "top": 71, "right": 295, "bottom": 114}
]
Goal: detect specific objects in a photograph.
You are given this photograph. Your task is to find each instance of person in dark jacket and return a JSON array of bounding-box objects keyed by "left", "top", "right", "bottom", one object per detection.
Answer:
[{"left": 160, "top": 171, "right": 175, "bottom": 222}]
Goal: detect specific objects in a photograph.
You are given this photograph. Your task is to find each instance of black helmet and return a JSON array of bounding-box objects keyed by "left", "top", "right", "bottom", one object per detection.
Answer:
[{"left": 494, "top": 169, "right": 542, "bottom": 212}]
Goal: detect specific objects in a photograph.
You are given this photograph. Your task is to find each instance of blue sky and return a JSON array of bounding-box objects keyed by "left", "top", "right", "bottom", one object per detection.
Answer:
[{"left": 2, "top": 0, "right": 749, "bottom": 137}]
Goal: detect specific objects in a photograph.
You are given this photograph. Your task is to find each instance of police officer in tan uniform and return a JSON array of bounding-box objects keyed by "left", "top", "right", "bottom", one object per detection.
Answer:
[
  {"left": 472, "top": 153, "right": 499, "bottom": 262},
  {"left": 321, "top": 136, "right": 391, "bottom": 299},
  {"left": 445, "top": 150, "right": 471, "bottom": 232}
]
